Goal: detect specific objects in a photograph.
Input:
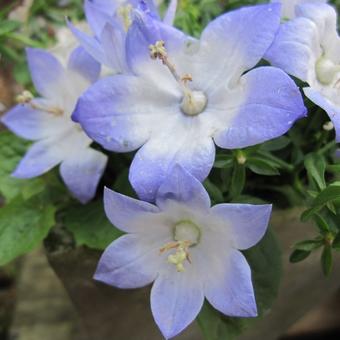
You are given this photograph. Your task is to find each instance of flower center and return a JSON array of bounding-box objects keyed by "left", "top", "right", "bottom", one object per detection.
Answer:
[
  {"left": 149, "top": 40, "right": 207, "bottom": 117},
  {"left": 160, "top": 220, "right": 201, "bottom": 272},
  {"left": 316, "top": 56, "right": 340, "bottom": 86}
]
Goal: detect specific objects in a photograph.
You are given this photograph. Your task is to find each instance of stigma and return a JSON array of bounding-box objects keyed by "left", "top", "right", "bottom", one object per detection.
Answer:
[
  {"left": 149, "top": 40, "right": 208, "bottom": 117},
  {"left": 160, "top": 220, "right": 201, "bottom": 272}
]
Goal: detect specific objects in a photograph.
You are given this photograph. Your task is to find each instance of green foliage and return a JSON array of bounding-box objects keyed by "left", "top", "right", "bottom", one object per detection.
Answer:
[
  {"left": 63, "top": 201, "right": 123, "bottom": 250},
  {"left": 0, "top": 192, "right": 56, "bottom": 266},
  {"left": 198, "top": 230, "right": 281, "bottom": 340}
]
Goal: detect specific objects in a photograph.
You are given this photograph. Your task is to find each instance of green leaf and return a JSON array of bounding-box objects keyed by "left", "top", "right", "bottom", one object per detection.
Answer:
[
  {"left": 214, "top": 154, "right": 233, "bottom": 169},
  {"left": 260, "top": 136, "right": 290, "bottom": 151},
  {"left": 289, "top": 249, "right": 311, "bottom": 263},
  {"left": 230, "top": 164, "right": 245, "bottom": 198},
  {"left": 293, "top": 239, "right": 323, "bottom": 251},
  {"left": 313, "top": 213, "right": 330, "bottom": 233},
  {"left": 198, "top": 230, "right": 281, "bottom": 340},
  {"left": 64, "top": 201, "right": 123, "bottom": 250},
  {"left": 332, "top": 232, "right": 340, "bottom": 250},
  {"left": 204, "top": 179, "right": 224, "bottom": 204},
  {"left": 301, "top": 182, "right": 340, "bottom": 221},
  {"left": 321, "top": 245, "right": 332, "bottom": 276},
  {"left": 0, "top": 195, "right": 56, "bottom": 266},
  {"left": 304, "top": 153, "right": 326, "bottom": 190},
  {"left": 247, "top": 157, "right": 280, "bottom": 176},
  {"left": 0, "top": 131, "right": 45, "bottom": 202},
  {"left": 0, "top": 20, "right": 20, "bottom": 36}
]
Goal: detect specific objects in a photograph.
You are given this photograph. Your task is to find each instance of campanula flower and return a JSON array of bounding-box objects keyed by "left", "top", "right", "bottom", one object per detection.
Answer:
[
  {"left": 68, "top": 0, "right": 177, "bottom": 73},
  {"left": 74, "top": 3, "right": 306, "bottom": 202},
  {"left": 95, "top": 165, "right": 272, "bottom": 339},
  {"left": 266, "top": 3, "right": 340, "bottom": 141},
  {"left": 1, "top": 48, "right": 107, "bottom": 203},
  {"left": 271, "top": 0, "right": 327, "bottom": 19}
]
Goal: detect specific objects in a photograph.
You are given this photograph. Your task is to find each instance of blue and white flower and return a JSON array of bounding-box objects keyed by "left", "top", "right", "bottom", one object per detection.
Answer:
[
  {"left": 95, "top": 165, "right": 272, "bottom": 339},
  {"left": 68, "top": 0, "right": 177, "bottom": 73},
  {"left": 74, "top": 4, "right": 306, "bottom": 202},
  {"left": 266, "top": 3, "right": 340, "bottom": 141},
  {"left": 1, "top": 48, "right": 107, "bottom": 203}
]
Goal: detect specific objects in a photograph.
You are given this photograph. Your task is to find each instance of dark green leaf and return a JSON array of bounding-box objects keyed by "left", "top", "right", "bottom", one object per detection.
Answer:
[
  {"left": 247, "top": 157, "right": 280, "bottom": 176},
  {"left": 198, "top": 230, "right": 281, "bottom": 340},
  {"left": 214, "top": 154, "right": 233, "bottom": 169},
  {"left": 304, "top": 153, "right": 326, "bottom": 190},
  {"left": 0, "top": 195, "right": 56, "bottom": 266},
  {"left": 64, "top": 201, "right": 123, "bottom": 250},
  {"left": 230, "top": 164, "right": 245, "bottom": 198},
  {"left": 293, "top": 239, "right": 323, "bottom": 252},
  {"left": 321, "top": 245, "right": 332, "bottom": 276},
  {"left": 204, "top": 179, "right": 224, "bottom": 204},
  {"left": 332, "top": 232, "right": 340, "bottom": 250},
  {"left": 289, "top": 249, "right": 311, "bottom": 263},
  {"left": 0, "top": 20, "right": 20, "bottom": 36},
  {"left": 313, "top": 213, "right": 330, "bottom": 233},
  {"left": 260, "top": 136, "right": 290, "bottom": 151}
]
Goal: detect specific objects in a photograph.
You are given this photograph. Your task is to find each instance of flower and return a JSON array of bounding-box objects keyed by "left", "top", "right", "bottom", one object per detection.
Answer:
[
  {"left": 68, "top": 0, "right": 177, "bottom": 73},
  {"left": 95, "top": 165, "right": 272, "bottom": 339},
  {"left": 270, "top": 0, "right": 327, "bottom": 20},
  {"left": 266, "top": 3, "right": 340, "bottom": 141},
  {"left": 74, "top": 3, "right": 306, "bottom": 202},
  {"left": 1, "top": 48, "right": 107, "bottom": 203}
]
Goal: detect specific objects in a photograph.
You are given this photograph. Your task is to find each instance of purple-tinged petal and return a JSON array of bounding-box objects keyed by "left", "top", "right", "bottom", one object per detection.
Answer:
[
  {"left": 211, "top": 204, "right": 271, "bottom": 250},
  {"left": 304, "top": 87, "right": 340, "bottom": 142},
  {"left": 68, "top": 46, "right": 101, "bottom": 83},
  {"left": 73, "top": 74, "right": 178, "bottom": 152},
  {"left": 26, "top": 48, "right": 64, "bottom": 99},
  {"left": 156, "top": 165, "right": 211, "bottom": 211},
  {"left": 163, "top": 0, "right": 177, "bottom": 26},
  {"left": 67, "top": 20, "right": 107, "bottom": 66},
  {"left": 60, "top": 147, "right": 107, "bottom": 204},
  {"left": 129, "top": 119, "right": 215, "bottom": 202},
  {"left": 151, "top": 265, "right": 204, "bottom": 339},
  {"left": 203, "top": 249, "right": 257, "bottom": 317},
  {"left": 103, "top": 187, "right": 160, "bottom": 233},
  {"left": 94, "top": 234, "right": 163, "bottom": 289},
  {"left": 197, "top": 3, "right": 281, "bottom": 90},
  {"left": 265, "top": 17, "right": 320, "bottom": 82},
  {"left": 1, "top": 104, "right": 63, "bottom": 140},
  {"left": 214, "top": 66, "right": 306, "bottom": 149}
]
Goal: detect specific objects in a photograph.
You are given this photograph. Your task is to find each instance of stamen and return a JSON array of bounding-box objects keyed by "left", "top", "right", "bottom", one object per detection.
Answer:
[
  {"left": 160, "top": 240, "right": 192, "bottom": 272},
  {"left": 16, "top": 90, "right": 63, "bottom": 116},
  {"left": 117, "top": 4, "right": 133, "bottom": 31},
  {"left": 149, "top": 40, "right": 207, "bottom": 116}
]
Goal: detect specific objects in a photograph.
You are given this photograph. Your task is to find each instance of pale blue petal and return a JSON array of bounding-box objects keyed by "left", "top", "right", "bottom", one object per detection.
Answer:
[
  {"left": 26, "top": 48, "right": 64, "bottom": 99},
  {"left": 304, "top": 87, "right": 340, "bottom": 142},
  {"left": 197, "top": 3, "right": 281, "bottom": 88},
  {"left": 151, "top": 265, "right": 204, "bottom": 339},
  {"left": 214, "top": 66, "right": 306, "bottom": 149},
  {"left": 211, "top": 204, "right": 271, "bottom": 250},
  {"left": 103, "top": 187, "right": 160, "bottom": 233},
  {"left": 203, "top": 250, "right": 257, "bottom": 317},
  {"left": 68, "top": 46, "right": 101, "bottom": 83},
  {"left": 156, "top": 165, "right": 211, "bottom": 211},
  {"left": 265, "top": 17, "right": 319, "bottom": 82},
  {"left": 94, "top": 234, "right": 163, "bottom": 289},
  {"left": 60, "top": 147, "right": 107, "bottom": 204},
  {"left": 129, "top": 122, "right": 215, "bottom": 202},
  {"left": 163, "top": 0, "right": 177, "bottom": 26},
  {"left": 1, "top": 104, "right": 62, "bottom": 140}
]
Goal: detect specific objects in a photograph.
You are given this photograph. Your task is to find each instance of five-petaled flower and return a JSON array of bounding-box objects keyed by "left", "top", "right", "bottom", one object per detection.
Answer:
[
  {"left": 1, "top": 48, "right": 107, "bottom": 203},
  {"left": 266, "top": 2, "right": 340, "bottom": 141},
  {"left": 73, "top": 3, "right": 306, "bottom": 202},
  {"left": 95, "top": 165, "right": 272, "bottom": 339}
]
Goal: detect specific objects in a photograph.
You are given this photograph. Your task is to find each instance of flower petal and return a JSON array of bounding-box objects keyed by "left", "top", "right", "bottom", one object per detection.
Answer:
[
  {"left": 129, "top": 118, "right": 215, "bottom": 202},
  {"left": 60, "top": 147, "right": 107, "bottom": 204},
  {"left": 103, "top": 187, "right": 160, "bottom": 233},
  {"left": 213, "top": 66, "right": 306, "bottom": 149},
  {"left": 68, "top": 46, "right": 101, "bottom": 83},
  {"left": 163, "top": 0, "right": 177, "bottom": 26},
  {"left": 265, "top": 17, "right": 320, "bottom": 82},
  {"left": 1, "top": 104, "right": 64, "bottom": 140},
  {"left": 203, "top": 249, "right": 257, "bottom": 317},
  {"left": 211, "top": 203, "right": 271, "bottom": 250},
  {"left": 151, "top": 265, "right": 204, "bottom": 338},
  {"left": 304, "top": 87, "right": 340, "bottom": 142},
  {"left": 73, "top": 74, "right": 178, "bottom": 152},
  {"left": 196, "top": 3, "right": 281, "bottom": 90},
  {"left": 94, "top": 234, "right": 163, "bottom": 289},
  {"left": 26, "top": 48, "right": 64, "bottom": 99},
  {"left": 156, "top": 165, "right": 211, "bottom": 211}
]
